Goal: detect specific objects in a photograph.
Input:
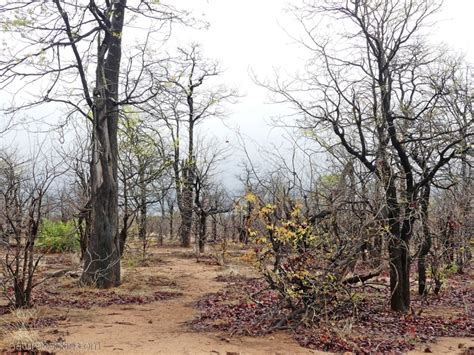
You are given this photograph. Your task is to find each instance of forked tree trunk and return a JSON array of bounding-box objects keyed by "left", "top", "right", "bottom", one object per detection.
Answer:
[
  {"left": 82, "top": 129, "right": 121, "bottom": 287},
  {"left": 81, "top": 0, "right": 126, "bottom": 288}
]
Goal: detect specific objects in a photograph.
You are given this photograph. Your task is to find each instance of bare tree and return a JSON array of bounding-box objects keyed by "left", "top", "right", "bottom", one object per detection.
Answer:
[
  {"left": 0, "top": 149, "right": 62, "bottom": 308},
  {"left": 56, "top": 123, "right": 93, "bottom": 261},
  {"left": 265, "top": 0, "right": 473, "bottom": 311},
  {"left": 143, "top": 44, "right": 237, "bottom": 247},
  {"left": 192, "top": 139, "right": 232, "bottom": 254},
  {"left": 117, "top": 109, "right": 172, "bottom": 256},
  {"left": 0, "top": 1, "right": 181, "bottom": 288}
]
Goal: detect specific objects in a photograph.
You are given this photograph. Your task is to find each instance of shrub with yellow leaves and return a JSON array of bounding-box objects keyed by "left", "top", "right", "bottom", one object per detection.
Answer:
[{"left": 244, "top": 192, "right": 358, "bottom": 324}]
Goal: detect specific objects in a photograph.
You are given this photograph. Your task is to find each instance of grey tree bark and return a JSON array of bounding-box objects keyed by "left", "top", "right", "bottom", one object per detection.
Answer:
[{"left": 80, "top": 1, "right": 126, "bottom": 288}]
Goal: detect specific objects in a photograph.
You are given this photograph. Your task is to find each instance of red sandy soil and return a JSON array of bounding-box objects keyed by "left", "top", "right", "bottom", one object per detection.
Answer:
[{"left": 0, "top": 245, "right": 472, "bottom": 354}]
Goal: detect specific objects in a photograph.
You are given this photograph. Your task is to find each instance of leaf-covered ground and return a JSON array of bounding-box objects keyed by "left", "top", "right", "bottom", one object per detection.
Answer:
[
  {"left": 31, "top": 289, "right": 181, "bottom": 310},
  {"left": 190, "top": 267, "right": 473, "bottom": 354},
  {"left": 1, "top": 246, "right": 472, "bottom": 354}
]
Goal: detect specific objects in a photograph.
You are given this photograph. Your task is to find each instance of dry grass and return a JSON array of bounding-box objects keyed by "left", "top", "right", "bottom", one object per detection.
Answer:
[{"left": 0, "top": 308, "right": 41, "bottom": 350}]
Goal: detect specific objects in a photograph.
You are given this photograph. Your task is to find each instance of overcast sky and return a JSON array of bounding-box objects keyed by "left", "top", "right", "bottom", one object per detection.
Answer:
[{"left": 169, "top": 0, "right": 473, "bottom": 133}]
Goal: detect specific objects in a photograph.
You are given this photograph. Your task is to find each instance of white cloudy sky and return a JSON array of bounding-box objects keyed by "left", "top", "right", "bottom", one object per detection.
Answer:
[{"left": 169, "top": 0, "right": 473, "bottom": 131}]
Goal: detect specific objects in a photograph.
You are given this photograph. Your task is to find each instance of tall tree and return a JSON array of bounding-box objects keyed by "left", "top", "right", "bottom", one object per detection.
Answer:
[
  {"left": 143, "top": 44, "right": 236, "bottom": 247},
  {"left": 0, "top": 1, "right": 179, "bottom": 287},
  {"left": 268, "top": 0, "right": 473, "bottom": 311}
]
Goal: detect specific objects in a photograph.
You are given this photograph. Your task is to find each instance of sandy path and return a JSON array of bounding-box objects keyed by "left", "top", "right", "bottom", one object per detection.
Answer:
[
  {"left": 57, "top": 248, "right": 320, "bottom": 355},
  {"left": 3, "top": 248, "right": 470, "bottom": 354}
]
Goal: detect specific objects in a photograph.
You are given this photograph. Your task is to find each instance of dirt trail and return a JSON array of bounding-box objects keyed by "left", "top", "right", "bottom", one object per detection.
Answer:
[
  {"left": 2, "top": 248, "right": 471, "bottom": 354},
  {"left": 57, "top": 248, "right": 320, "bottom": 355}
]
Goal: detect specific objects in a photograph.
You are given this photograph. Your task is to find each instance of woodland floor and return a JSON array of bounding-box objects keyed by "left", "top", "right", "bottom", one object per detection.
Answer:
[{"left": 0, "top": 242, "right": 472, "bottom": 355}]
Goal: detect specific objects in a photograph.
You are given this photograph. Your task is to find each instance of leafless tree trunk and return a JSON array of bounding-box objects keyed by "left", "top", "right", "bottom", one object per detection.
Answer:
[{"left": 81, "top": 1, "right": 127, "bottom": 287}]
